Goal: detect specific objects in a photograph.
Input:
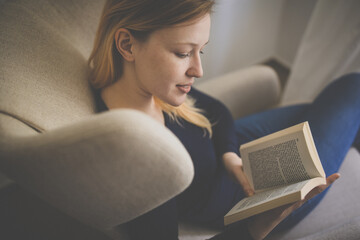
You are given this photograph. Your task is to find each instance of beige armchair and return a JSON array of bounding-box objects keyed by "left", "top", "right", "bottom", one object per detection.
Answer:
[{"left": 1, "top": 0, "right": 359, "bottom": 240}]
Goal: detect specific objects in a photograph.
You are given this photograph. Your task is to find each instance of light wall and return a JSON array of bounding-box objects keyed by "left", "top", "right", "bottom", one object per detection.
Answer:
[
  {"left": 201, "top": 0, "right": 317, "bottom": 81},
  {"left": 275, "top": 0, "right": 317, "bottom": 67},
  {"left": 201, "top": 0, "right": 284, "bottom": 81}
]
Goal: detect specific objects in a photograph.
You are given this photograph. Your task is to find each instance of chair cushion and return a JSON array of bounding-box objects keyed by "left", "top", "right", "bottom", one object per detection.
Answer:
[{"left": 296, "top": 217, "right": 360, "bottom": 240}]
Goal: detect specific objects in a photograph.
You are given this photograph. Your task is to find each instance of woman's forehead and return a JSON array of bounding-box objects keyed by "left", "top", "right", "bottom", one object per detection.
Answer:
[{"left": 151, "top": 14, "right": 211, "bottom": 46}]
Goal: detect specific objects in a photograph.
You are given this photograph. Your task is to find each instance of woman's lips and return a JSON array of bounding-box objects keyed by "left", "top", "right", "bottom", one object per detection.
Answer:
[{"left": 176, "top": 84, "right": 192, "bottom": 93}]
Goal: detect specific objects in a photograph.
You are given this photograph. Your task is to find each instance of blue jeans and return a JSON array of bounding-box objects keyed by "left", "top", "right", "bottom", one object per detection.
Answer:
[{"left": 234, "top": 72, "right": 360, "bottom": 230}]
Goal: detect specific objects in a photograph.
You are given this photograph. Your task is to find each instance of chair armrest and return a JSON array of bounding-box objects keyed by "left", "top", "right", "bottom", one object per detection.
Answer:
[
  {"left": 195, "top": 65, "right": 281, "bottom": 119},
  {"left": 0, "top": 109, "right": 194, "bottom": 232}
]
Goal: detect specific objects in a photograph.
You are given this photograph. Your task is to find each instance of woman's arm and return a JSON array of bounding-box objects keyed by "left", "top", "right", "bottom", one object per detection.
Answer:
[{"left": 222, "top": 152, "right": 254, "bottom": 196}]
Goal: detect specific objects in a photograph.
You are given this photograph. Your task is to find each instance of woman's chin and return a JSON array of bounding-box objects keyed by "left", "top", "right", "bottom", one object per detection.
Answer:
[
  {"left": 166, "top": 96, "right": 187, "bottom": 107},
  {"left": 156, "top": 91, "right": 187, "bottom": 107},
  {"left": 169, "top": 100, "right": 185, "bottom": 107}
]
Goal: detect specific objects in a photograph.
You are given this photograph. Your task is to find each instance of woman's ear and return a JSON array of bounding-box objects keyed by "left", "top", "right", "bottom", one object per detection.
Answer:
[{"left": 115, "top": 28, "right": 135, "bottom": 62}]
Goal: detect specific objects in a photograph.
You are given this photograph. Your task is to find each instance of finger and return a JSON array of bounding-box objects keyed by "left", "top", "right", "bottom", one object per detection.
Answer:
[
  {"left": 305, "top": 173, "right": 340, "bottom": 201},
  {"left": 326, "top": 173, "right": 340, "bottom": 186},
  {"left": 319, "top": 173, "right": 340, "bottom": 192},
  {"left": 233, "top": 167, "right": 254, "bottom": 196}
]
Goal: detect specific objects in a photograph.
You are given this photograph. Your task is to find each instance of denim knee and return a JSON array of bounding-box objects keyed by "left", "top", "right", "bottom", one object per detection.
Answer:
[
  {"left": 332, "top": 72, "right": 360, "bottom": 97},
  {"left": 315, "top": 72, "right": 360, "bottom": 107}
]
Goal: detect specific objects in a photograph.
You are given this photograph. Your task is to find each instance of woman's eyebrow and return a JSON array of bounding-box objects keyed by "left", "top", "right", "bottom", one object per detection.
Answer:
[{"left": 174, "top": 41, "right": 209, "bottom": 47}]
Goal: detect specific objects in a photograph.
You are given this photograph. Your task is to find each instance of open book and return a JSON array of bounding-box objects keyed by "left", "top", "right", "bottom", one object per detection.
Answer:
[{"left": 224, "top": 121, "right": 326, "bottom": 225}]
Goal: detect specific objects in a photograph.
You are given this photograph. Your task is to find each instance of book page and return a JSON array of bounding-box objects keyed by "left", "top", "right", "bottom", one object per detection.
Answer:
[
  {"left": 229, "top": 180, "right": 308, "bottom": 214},
  {"left": 248, "top": 138, "right": 310, "bottom": 190},
  {"left": 224, "top": 177, "right": 326, "bottom": 224},
  {"left": 303, "top": 123, "right": 326, "bottom": 178},
  {"left": 241, "top": 122, "right": 324, "bottom": 191}
]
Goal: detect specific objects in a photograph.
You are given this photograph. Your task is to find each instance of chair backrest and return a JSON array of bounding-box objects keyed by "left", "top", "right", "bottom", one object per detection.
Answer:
[{"left": 0, "top": 0, "right": 106, "bottom": 132}]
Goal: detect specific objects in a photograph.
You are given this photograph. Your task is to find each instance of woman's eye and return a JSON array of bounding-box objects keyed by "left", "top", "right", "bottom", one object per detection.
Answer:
[
  {"left": 176, "top": 53, "right": 190, "bottom": 58},
  {"left": 176, "top": 50, "right": 204, "bottom": 58}
]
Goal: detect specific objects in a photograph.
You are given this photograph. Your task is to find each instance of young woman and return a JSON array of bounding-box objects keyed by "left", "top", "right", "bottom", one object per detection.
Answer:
[{"left": 88, "top": 0, "right": 359, "bottom": 239}]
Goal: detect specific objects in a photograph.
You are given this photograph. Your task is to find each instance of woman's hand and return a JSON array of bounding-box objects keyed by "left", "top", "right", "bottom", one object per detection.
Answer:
[
  {"left": 222, "top": 152, "right": 255, "bottom": 196},
  {"left": 246, "top": 173, "right": 340, "bottom": 240}
]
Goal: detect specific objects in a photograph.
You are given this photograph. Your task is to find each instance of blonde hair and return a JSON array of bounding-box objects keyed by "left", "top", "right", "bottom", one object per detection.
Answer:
[{"left": 88, "top": 0, "right": 215, "bottom": 136}]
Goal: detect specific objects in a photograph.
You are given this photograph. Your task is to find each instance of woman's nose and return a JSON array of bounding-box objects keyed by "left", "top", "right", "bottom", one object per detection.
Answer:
[{"left": 186, "top": 54, "right": 203, "bottom": 78}]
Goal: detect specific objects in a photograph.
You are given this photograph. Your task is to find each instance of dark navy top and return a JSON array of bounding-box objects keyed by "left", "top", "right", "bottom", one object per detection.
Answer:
[{"left": 165, "top": 88, "right": 240, "bottom": 213}]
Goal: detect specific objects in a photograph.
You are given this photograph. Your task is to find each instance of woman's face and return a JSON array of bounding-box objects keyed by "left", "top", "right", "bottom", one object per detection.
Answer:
[{"left": 132, "top": 14, "right": 211, "bottom": 106}]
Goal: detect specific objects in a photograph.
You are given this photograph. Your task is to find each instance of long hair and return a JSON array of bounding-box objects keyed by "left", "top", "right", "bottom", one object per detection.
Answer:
[{"left": 88, "top": 0, "right": 215, "bottom": 136}]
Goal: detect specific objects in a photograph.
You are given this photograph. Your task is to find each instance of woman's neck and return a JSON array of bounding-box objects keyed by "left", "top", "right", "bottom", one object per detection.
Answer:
[{"left": 100, "top": 76, "right": 164, "bottom": 124}]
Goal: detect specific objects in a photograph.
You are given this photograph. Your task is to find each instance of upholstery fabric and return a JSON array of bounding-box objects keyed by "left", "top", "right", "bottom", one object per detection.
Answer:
[
  {"left": 0, "top": 109, "right": 194, "bottom": 232},
  {"left": 0, "top": 0, "right": 105, "bottom": 131},
  {"left": 0, "top": 114, "right": 38, "bottom": 189},
  {"left": 297, "top": 217, "right": 360, "bottom": 240}
]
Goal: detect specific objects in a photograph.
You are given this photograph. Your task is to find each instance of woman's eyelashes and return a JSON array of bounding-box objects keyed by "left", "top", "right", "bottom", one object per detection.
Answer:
[
  {"left": 175, "top": 50, "right": 204, "bottom": 58},
  {"left": 176, "top": 52, "right": 191, "bottom": 58}
]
